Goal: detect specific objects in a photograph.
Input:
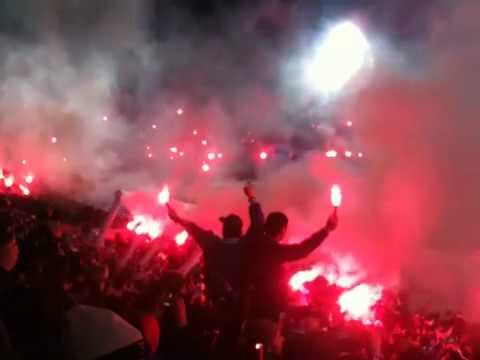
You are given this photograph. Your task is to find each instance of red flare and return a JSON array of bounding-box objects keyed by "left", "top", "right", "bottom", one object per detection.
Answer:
[
  {"left": 175, "top": 230, "right": 188, "bottom": 246},
  {"left": 4, "top": 175, "right": 14, "bottom": 188},
  {"left": 157, "top": 185, "right": 170, "bottom": 205},
  {"left": 259, "top": 151, "right": 268, "bottom": 160},
  {"left": 338, "top": 284, "right": 382, "bottom": 325},
  {"left": 19, "top": 185, "right": 30, "bottom": 196},
  {"left": 331, "top": 185, "right": 342, "bottom": 207},
  {"left": 326, "top": 150, "right": 337, "bottom": 158}
]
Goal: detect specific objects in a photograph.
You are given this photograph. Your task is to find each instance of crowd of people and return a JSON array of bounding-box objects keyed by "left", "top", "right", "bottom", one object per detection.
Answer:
[{"left": 0, "top": 186, "right": 478, "bottom": 359}]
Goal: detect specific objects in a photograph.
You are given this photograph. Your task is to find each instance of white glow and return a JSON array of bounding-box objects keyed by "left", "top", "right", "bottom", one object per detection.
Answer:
[{"left": 305, "top": 21, "right": 371, "bottom": 94}]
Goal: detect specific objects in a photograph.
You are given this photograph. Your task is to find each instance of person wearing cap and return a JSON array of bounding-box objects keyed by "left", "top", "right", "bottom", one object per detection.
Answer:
[{"left": 166, "top": 190, "right": 263, "bottom": 303}]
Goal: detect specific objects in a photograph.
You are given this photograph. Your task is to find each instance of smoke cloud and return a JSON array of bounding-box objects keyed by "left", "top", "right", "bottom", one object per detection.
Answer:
[{"left": 1, "top": 0, "right": 480, "bottom": 317}]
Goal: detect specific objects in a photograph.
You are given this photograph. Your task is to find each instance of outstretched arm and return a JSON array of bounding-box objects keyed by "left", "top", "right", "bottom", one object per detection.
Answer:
[
  {"left": 167, "top": 203, "right": 216, "bottom": 249},
  {"left": 274, "top": 212, "right": 338, "bottom": 262}
]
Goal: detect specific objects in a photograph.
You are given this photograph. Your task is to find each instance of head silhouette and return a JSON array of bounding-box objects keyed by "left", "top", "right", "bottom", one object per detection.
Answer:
[
  {"left": 219, "top": 214, "right": 243, "bottom": 239},
  {"left": 264, "top": 212, "right": 288, "bottom": 242}
]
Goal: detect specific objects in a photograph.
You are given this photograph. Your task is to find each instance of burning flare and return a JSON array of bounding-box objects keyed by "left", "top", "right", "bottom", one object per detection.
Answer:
[
  {"left": 175, "top": 230, "right": 188, "bottom": 246},
  {"left": 338, "top": 284, "right": 382, "bottom": 325},
  {"left": 127, "top": 215, "right": 163, "bottom": 239},
  {"left": 157, "top": 185, "right": 170, "bottom": 205},
  {"left": 331, "top": 185, "right": 342, "bottom": 207}
]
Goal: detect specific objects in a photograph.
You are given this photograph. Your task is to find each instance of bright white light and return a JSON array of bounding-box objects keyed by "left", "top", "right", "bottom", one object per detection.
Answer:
[{"left": 304, "top": 21, "right": 371, "bottom": 94}]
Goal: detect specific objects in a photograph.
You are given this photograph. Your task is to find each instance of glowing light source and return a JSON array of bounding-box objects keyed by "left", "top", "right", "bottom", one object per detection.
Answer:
[
  {"left": 345, "top": 150, "right": 352, "bottom": 158},
  {"left": 21, "top": 160, "right": 27, "bottom": 165},
  {"left": 103, "top": 115, "right": 108, "bottom": 121},
  {"left": 358, "top": 152, "right": 364, "bottom": 158},
  {"left": 338, "top": 284, "right": 382, "bottom": 324},
  {"left": 346, "top": 121, "right": 353, "bottom": 127},
  {"left": 4, "top": 175, "right": 14, "bottom": 188},
  {"left": 193, "top": 130, "right": 198, "bottom": 135},
  {"left": 19, "top": 185, "right": 30, "bottom": 196},
  {"left": 147, "top": 153, "right": 153, "bottom": 159},
  {"left": 157, "top": 185, "right": 170, "bottom": 205},
  {"left": 326, "top": 150, "right": 337, "bottom": 158},
  {"left": 170, "top": 147, "right": 178, "bottom": 153},
  {"left": 304, "top": 21, "right": 371, "bottom": 94},
  {"left": 202, "top": 140, "right": 208, "bottom": 146},
  {"left": 202, "top": 164, "right": 210, "bottom": 172},
  {"left": 217, "top": 153, "right": 223, "bottom": 159},
  {"left": 331, "top": 185, "right": 342, "bottom": 207},
  {"left": 255, "top": 343, "right": 263, "bottom": 350},
  {"left": 289, "top": 268, "right": 322, "bottom": 293},
  {"left": 179, "top": 152, "right": 184, "bottom": 157},
  {"left": 207, "top": 152, "right": 215, "bottom": 160},
  {"left": 127, "top": 215, "right": 163, "bottom": 239},
  {"left": 177, "top": 108, "right": 183, "bottom": 115},
  {"left": 259, "top": 151, "right": 268, "bottom": 160},
  {"left": 25, "top": 175, "right": 34, "bottom": 184},
  {"left": 152, "top": 124, "right": 157, "bottom": 129},
  {"left": 175, "top": 230, "right": 188, "bottom": 246},
  {"left": 51, "top": 137, "right": 57, "bottom": 144}
]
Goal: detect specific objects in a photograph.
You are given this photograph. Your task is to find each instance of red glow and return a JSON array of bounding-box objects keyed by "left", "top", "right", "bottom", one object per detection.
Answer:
[
  {"left": 255, "top": 343, "right": 263, "bottom": 350},
  {"left": 289, "top": 268, "right": 322, "bottom": 293},
  {"left": 157, "top": 185, "right": 170, "bottom": 205},
  {"left": 326, "top": 150, "right": 337, "bottom": 158},
  {"left": 175, "top": 230, "right": 188, "bottom": 246},
  {"left": 259, "top": 151, "right": 268, "bottom": 160},
  {"left": 331, "top": 185, "right": 342, "bottom": 207},
  {"left": 201, "top": 164, "right": 210, "bottom": 172},
  {"left": 19, "top": 185, "right": 30, "bottom": 196},
  {"left": 4, "top": 175, "right": 14, "bottom": 188},
  {"left": 338, "top": 284, "right": 382, "bottom": 324},
  {"left": 126, "top": 215, "right": 163, "bottom": 239}
]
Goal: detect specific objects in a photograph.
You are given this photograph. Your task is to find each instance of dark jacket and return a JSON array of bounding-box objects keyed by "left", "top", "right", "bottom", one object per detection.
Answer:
[
  {"left": 181, "top": 201, "right": 264, "bottom": 302},
  {"left": 246, "top": 204, "right": 330, "bottom": 320}
]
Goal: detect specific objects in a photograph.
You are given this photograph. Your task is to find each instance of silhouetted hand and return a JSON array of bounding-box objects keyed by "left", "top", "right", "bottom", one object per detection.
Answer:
[
  {"left": 325, "top": 212, "right": 338, "bottom": 232},
  {"left": 243, "top": 183, "right": 255, "bottom": 200}
]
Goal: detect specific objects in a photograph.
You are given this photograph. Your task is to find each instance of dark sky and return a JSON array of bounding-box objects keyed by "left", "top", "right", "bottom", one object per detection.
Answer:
[{"left": 0, "top": 0, "right": 435, "bottom": 42}]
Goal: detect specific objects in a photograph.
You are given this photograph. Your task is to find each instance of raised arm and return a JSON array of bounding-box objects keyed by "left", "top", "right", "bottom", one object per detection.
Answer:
[
  {"left": 244, "top": 184, "right": 265, "bottom": 237},
  {"left": 274, "top": 212, "right": 338, "bottom": 262},
  {"left": 167, "top": 203, "right": 216, "bottom": 250}
]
